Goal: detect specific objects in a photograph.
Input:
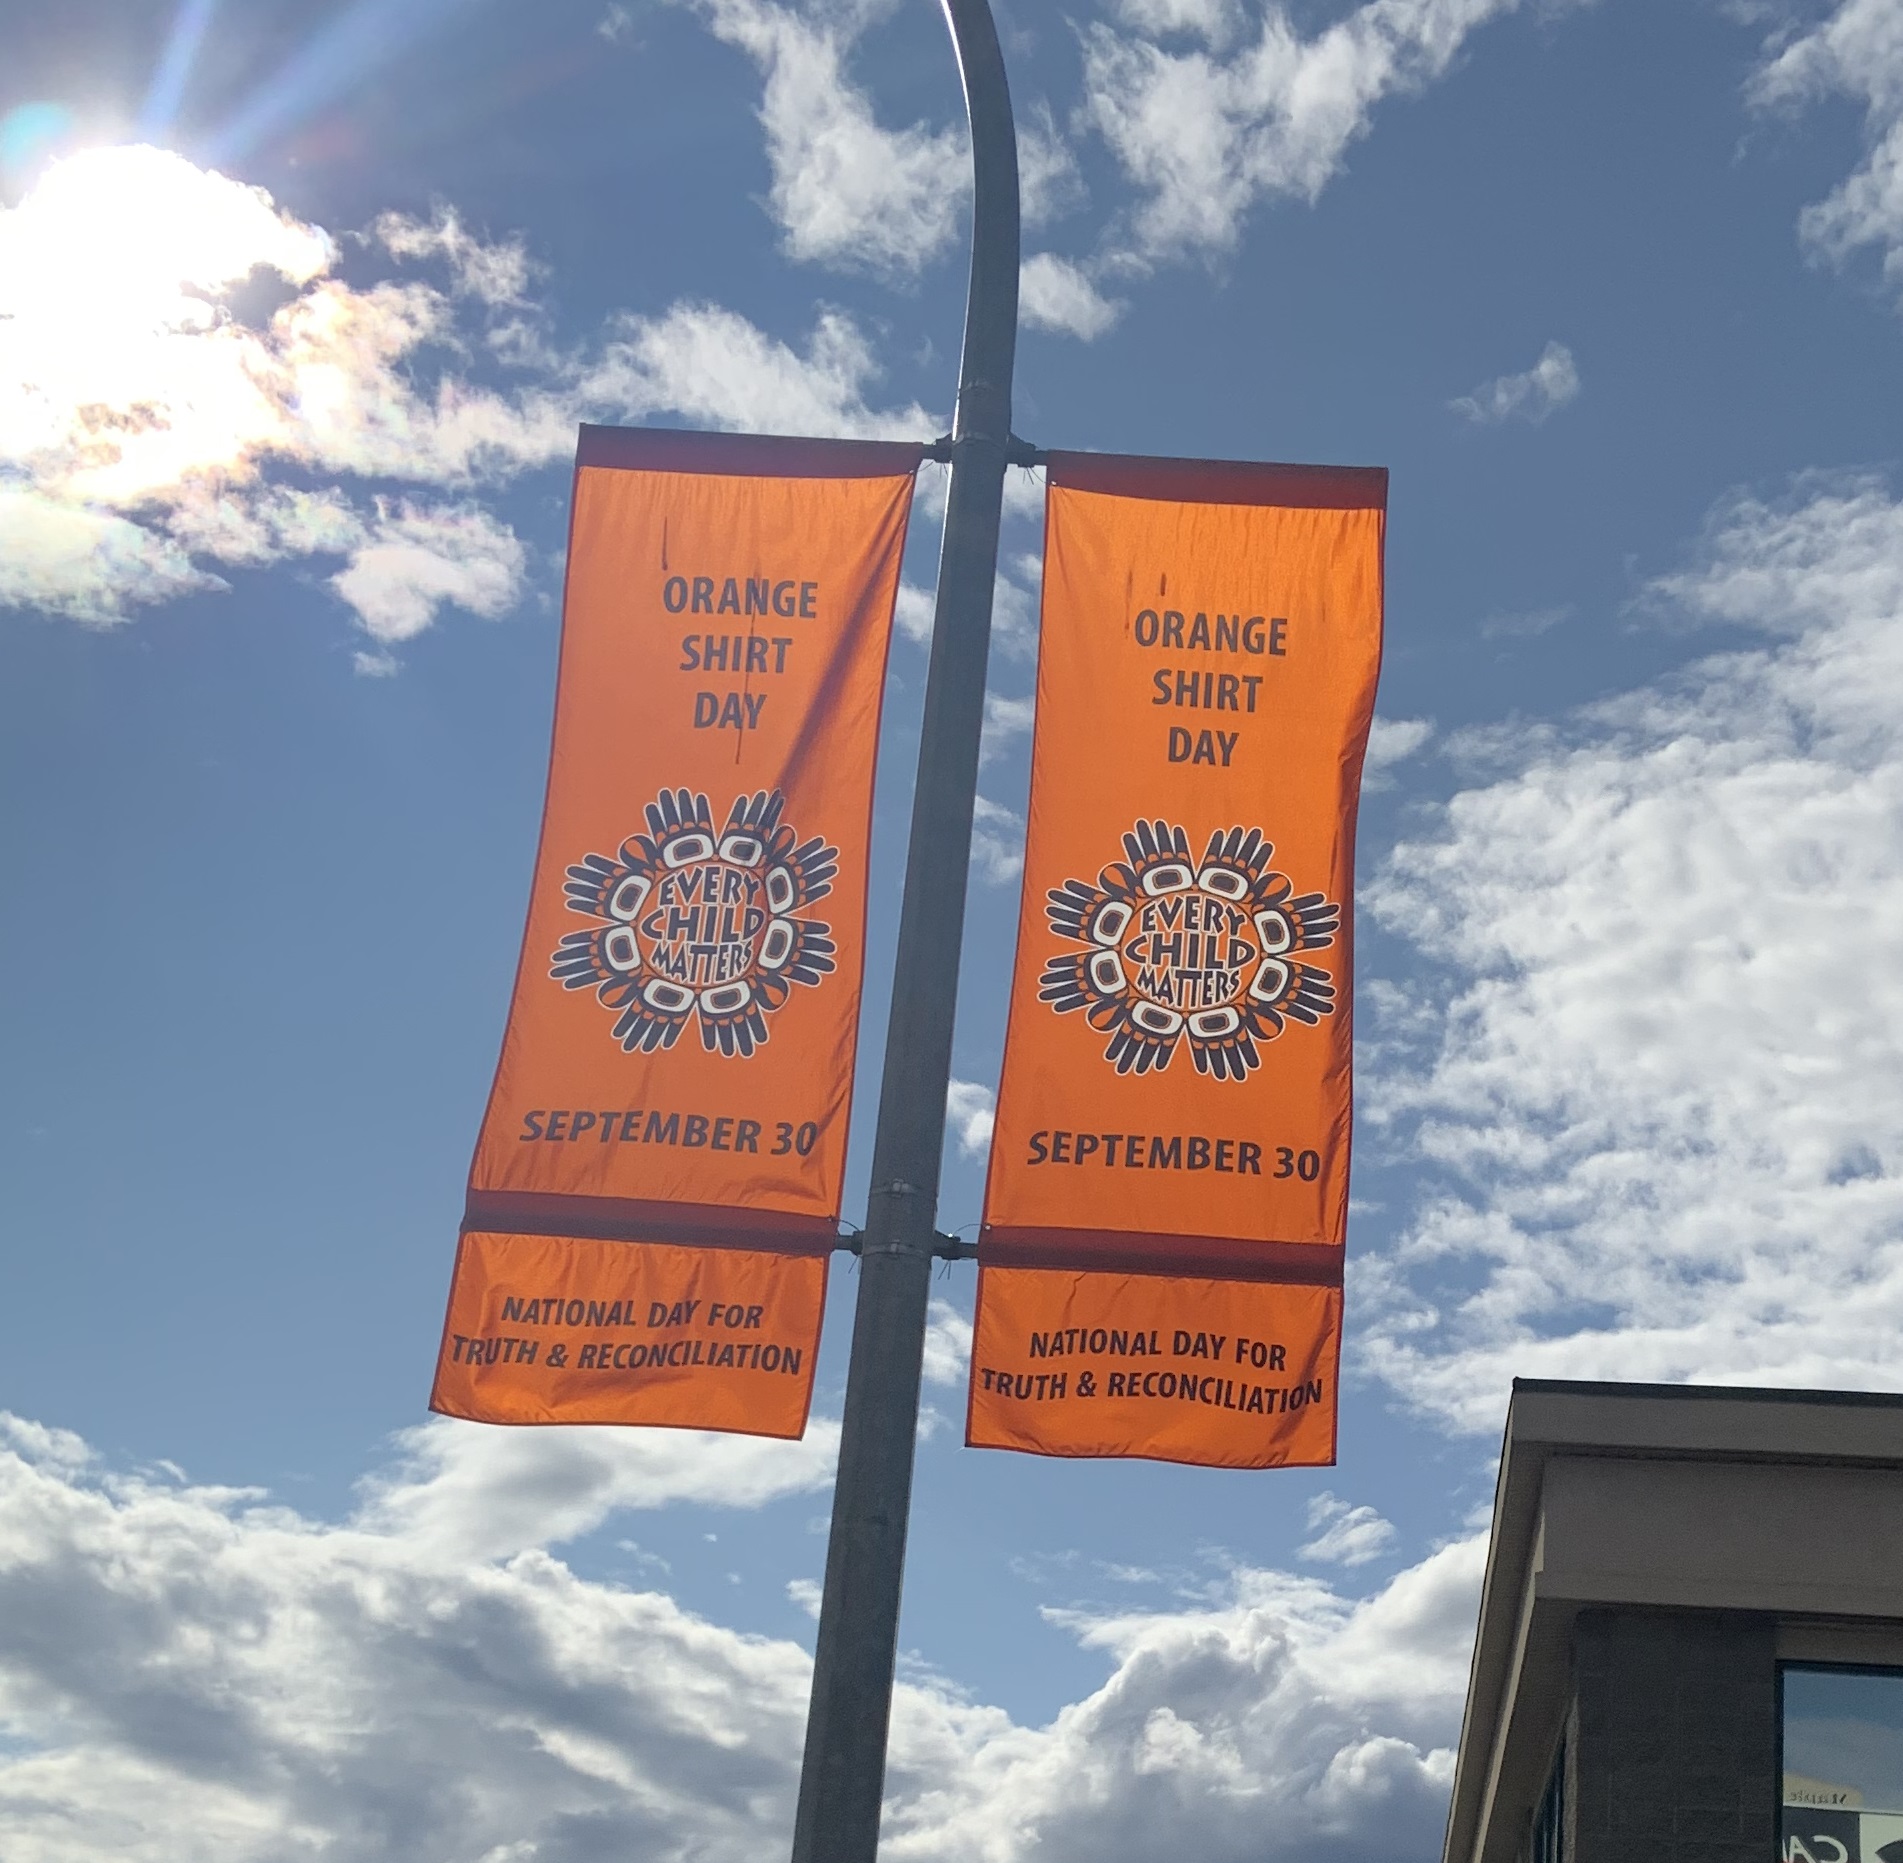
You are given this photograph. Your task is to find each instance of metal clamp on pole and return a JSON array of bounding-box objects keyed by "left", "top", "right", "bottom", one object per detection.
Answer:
[
  {"left": 789, "top": 0, "right": 1019, "bottom": 1857},
  {"left": 836, "top": 1225, "right": 979, "bottom": 1260},
  {"left": 857, "top": 1181, "right": 932, "bottom": 1258}
]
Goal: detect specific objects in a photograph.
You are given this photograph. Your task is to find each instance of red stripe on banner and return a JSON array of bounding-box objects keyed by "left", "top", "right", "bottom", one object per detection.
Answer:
[
  {"left": 1046, "top": 449, "right": 1388, "bottom": 510},
  {"left": 978, "top": 1230, "right": 1344, "bottom": 1284},
  {"left": 577, "top": 424, "right": 926, "bottom": 479}
]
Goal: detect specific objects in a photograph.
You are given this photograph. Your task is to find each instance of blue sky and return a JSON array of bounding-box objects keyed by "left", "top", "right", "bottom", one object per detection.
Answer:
[{"left": 5, "top": 0, "right": 1903, "bottom": 1856}]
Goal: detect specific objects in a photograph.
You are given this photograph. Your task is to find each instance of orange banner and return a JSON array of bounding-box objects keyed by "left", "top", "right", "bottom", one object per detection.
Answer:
[
  {"left": 433, "top": 1232, "right": 826, "bottom": 1436},
  {"left": 969, "top": 451, "right": 1385, "bottom": 1467},
  {"left": 966, "top": 1267, "right": 1339, "bottom": 1468},
  {"left": 435, "top": 427, "right": 921, "bottom": 1436}
]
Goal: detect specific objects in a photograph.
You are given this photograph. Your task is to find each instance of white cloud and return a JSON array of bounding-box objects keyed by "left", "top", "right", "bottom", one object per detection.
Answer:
[
  {"left": 165, "top": 484, "right": 365, "bottom": 566},
  {"left": 1363, "top": 475, "right": 1903, "bottom": 1431},
  {"left": 1752, "top": 0, "right": 1903, "bottom": 291},
  {"left": 787, "top": 1575, "right": 824, "bottom": 1618},
  {"left": 329, "top": 501, "right": 528, "bottom": 644},
  {"left": 0, "top": 150, "right": 568, "bottom": 513},
  {"left": 901, "top": 564, "right": 1040, "bottom": 652},
  {"left": 373, "top": 206, "right": 538, "bottom": 306},
  {"left": 0, "top": 489, "right": 223, "bottom": 625},
  {"left": 895, "top": 1536, "right": 1482, "bottom": 1863},
  {"left": 1020, "top": 253, "right": 1124, "bottom": 341},
  {"left": 971, "top": 794, "right": 1027, "bottom": 884},
  {"left": 1083, "top": 0, "right": 1520, "bottom": 263},
  {"left": 0, "top": 1415, "right": 91, "bottom": 1470},
  {"left": 1003, "top": 466, "right": 1049, "bottom": 524},
  {"left": 896, "top": 580, "right": 937, "bottom": 645},
  {"left": 1364, "top": 715, "right": 1434, "bottom": 792},
  {"left": 0, "top": 1418, "right": 820, "bottom": 1863},
  {"left": 355, "top": 1413, "right": 840, "bottom": 1563},
  {"left": 579, "top": 301, "right": 934, "bottom": 439},
  {"left": 1020, "top": 107, "right": 1088, "bottom": 228},
  {"left": 946, "top": 1076, "right": 997, "bottom": 1158},
  {"left": 981, "top": 689, "right": 1036, "bottom": 764},
  {"left": 0, "top": 145, "right": 934, "bottom": 639},
  {"left": 0, "top": 1413, "right": 1482, "bottom": 1863},
  {"left": 1299, "top": 1493, "right": 1400, "bottom": 1567},
  {"left": 0, "top": 146, "right": 557, "bottom": 630},
  {"left": 2, "top": 142, "right": 333, "bottom": 318},
  {"left": 1367, "top": 715, "right": 1434, "bottom": 771},
  {"left": 691, "top": 0, "right": 964, "bottom": 277},
  {"left": 1114, "top": 0, "right": 1245, "bottom": 49},
  {"left": 921, "top": 1298, "right": 975, "bottom": 1388},
  {"left": 600, "top": 2, "right": 636, "bottom": 42},
  {"left": 1449, "top": 340, "right": 1578, "bottom": 425}
]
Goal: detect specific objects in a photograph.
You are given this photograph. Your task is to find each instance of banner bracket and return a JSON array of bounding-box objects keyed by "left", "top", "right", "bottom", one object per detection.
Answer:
[
  {"left": 834, "top": 1230, "right": 974, "bottom": 1260},
  {"left": 924, "top": 433, "right": 1042, "bottom": 466}
]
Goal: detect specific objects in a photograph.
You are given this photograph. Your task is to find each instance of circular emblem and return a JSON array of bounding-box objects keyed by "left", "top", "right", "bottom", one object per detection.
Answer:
[
  {"left": 1040, "top": 820, "right": 1339, "bottom": 1079},
  {"left": 551, "top": 787, "right": 837, "bottom": 1057}
]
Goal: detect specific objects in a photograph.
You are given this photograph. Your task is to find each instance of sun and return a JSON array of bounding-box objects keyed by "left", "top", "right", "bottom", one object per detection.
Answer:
[
  {"left": 2, "top": 143, "right": 329, "bottom": 333},
  {"left": 0, "top": 144, "right": 334, "bottom": 504}
]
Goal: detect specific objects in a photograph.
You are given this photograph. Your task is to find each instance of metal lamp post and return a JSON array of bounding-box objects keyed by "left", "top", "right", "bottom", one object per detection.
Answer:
[{"left": 788, "top": 0, "right": 1021, "bottom": 1855}]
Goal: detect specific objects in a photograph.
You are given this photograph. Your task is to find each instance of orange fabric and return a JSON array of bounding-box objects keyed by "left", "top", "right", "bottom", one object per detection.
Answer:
[
  {"left": 970, "top": 453, "right": 1384, "bottom": 1467},
  {"left": 465, "top": 432, "right": 918, "bottom": 1245},
  {"left": 982, "top": 460, "right": 1385, "bottom": 1258},
  {"left": 965, "top": 1267, "right": 1339, "bottom": 1467},
  {"left": 432, "top": 1231, "right": 825, "bottom": 1436},
  {"left": 439, "top": 429, "right": 917, "bottom": 1438}
]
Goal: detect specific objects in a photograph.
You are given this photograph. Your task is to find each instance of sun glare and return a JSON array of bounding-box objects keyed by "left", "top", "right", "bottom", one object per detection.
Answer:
[
  {"left": 0, "top": 144, "right": 335, "bottom": 503},
  {"left": 3, "top": 143, "right": 329, "bottom": 325}
]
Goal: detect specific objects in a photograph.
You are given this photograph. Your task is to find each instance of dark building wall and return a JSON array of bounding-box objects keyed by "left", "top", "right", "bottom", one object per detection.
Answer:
[{"left": 1571, "top": 1609, "right": 1777, "bottom": 1863}]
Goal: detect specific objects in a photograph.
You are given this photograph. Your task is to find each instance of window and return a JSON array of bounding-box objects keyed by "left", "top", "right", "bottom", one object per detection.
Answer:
[
  {"left": 1783, "top": 1666, "right": 1903, "bottom": 1863},
  {"left": 1531, "top": 1735, "right": 1565, "bottom": 1863}
]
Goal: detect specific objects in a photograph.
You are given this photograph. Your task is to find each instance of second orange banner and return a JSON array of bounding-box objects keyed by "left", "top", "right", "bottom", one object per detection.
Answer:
[{"left": 969, "top": 451, "right": 1387, "bottom": 1468}]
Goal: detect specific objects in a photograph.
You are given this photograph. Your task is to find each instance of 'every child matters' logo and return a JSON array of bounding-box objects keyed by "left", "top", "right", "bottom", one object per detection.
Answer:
[
  {"left": 551, "top": 787, "right": 837, "bottom": 1058},
  {"left": 1041, "top": 820, "right": 1338, "bottom": 1080}
]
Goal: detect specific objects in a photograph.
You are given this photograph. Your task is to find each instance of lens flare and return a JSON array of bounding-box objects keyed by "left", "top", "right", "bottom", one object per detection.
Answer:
[
  {"left": 138, "top": 0, "right": 221, "bottom": 142},
  {"left": 206, "top": 0, "right": 483, "bottom": 164},
  {"left": 0, "top": 102, "right": 77, "bottom": 191}
]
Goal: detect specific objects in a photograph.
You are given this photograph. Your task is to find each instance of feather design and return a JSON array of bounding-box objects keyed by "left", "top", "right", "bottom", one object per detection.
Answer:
[
  {"left": 548, "top": 785, "right": 838, "bottom": 1059},
  {"left": 695, "top": 991, "right": 770, "bottom": 1058},
  {"left": 609, "top": 991, "right": 692, "bottom": 1054},
  {"left": 1038, "top": 816, "right": 1340, "bottom": 1080}
]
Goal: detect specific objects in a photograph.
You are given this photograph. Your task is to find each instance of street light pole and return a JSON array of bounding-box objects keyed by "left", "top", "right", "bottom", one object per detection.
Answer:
[{"left": 788, "top": 0, "right": 1020, "bottom": 1856}]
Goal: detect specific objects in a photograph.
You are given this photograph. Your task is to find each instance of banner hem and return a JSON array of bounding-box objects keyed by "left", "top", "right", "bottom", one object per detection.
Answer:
[
  {"left": 462, "top": 1191, "right": 838, "bottom": 1255},
  {"left": 977, "top": 1230, "right": 1344, "bottom": 1283},
  {"left": 1045, "top": 449, "right": 1387, "bottom": 509},
  {"left": 961, "top": 1430, "right": 1338, "bottom": 1470},
  {"left": 576, "top": 425, "right": 926, "bottom": 480}
]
